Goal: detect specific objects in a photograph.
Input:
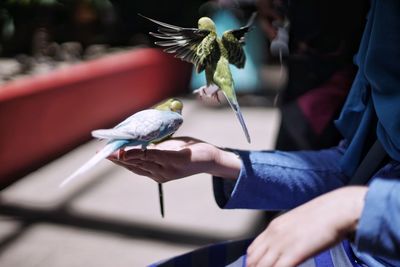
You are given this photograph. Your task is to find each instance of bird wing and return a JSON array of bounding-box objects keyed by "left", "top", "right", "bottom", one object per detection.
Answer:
[
  {"left": 139, "top": 14, "right": 218, "bottom": 73},
  {"left": 221, "top": 13, "right": 256, "bottom": 69},
  {"left": 92, "top": 110, "right": 182, "bottom": 143}
]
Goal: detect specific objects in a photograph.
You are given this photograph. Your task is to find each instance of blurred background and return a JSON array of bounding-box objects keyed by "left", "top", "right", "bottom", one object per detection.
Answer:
[{"left": 0, "top": 0, "right": 368, "bottom": 266}]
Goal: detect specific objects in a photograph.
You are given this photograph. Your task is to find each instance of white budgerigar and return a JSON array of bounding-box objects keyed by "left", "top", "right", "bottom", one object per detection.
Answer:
[{"left": 60, "top": 98, "right": 184, "bottom": 188}]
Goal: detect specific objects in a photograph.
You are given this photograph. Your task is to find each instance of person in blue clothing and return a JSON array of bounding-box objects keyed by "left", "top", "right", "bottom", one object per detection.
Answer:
[{"left": 109, "top": 0, "right": 400, "bottom": 266}]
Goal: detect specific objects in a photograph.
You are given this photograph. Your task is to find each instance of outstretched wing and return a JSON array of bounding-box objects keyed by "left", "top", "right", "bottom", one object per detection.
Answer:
[
  {"left": 221, "top": 13, "right": 257, "bottom": 69},
  {"left": 139, "top": 14, "right": 218, "bottom": 73}
]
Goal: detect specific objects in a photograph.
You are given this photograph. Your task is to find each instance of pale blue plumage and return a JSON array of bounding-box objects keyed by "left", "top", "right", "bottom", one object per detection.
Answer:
[{"left": 60, "top": 105, "right": 183, "bottom": 188}]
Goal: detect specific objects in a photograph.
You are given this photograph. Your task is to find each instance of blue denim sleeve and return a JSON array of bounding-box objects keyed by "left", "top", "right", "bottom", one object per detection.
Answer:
[
  {"left": 213, "top": 146, "right": 349, "bottom": 210},
  {"left": 355, "top": 176, "right": 400, "bottom": 260}
]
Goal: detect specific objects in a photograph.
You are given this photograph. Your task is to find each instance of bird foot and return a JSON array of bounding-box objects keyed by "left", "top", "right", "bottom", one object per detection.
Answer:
[
  {"left": 117, "top": 149, "right": 125, "bottom": 160},
  {"left": 193, "top": 85, "right": 221, "bottom": 103},
  {"left": 141, "top": 144, "right": 148, "bottom": 158}
]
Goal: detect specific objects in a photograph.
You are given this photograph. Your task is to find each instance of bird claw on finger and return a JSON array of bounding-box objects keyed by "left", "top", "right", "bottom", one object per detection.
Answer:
[
  {"left": 213, "top": 92, "right": 221, "bottom": 103},
  {"left": 194, "top": 85, "right": 220, "bottom": 100},
  {"left": 193, "top": 86, "right": 207, "bottom": 98},
  {"left": 117, "top": 149, "right": 125, "bottom": 160}
]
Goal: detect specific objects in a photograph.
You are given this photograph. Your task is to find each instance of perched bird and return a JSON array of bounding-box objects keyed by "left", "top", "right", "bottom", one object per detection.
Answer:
[
  {"left": 140, "top": 13, "right": 256, "bottom": 143},
  {"left": 60, "top": 98, "right": 184, "bottom": 188}
]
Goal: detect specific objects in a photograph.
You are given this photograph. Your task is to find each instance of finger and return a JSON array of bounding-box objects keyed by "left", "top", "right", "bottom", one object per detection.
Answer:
[
  {"left": 126, "top": 165, "right": 154, "bottom": 178},
  {"left": 124, "top": 148, "right": 178, "bottom": 162},
  {"left": 247, "top": 244, "right": 271, "bottom": 267},
  {"left": 108, "top": 157, "right": 126, "bottom": 168},
  {"left": 118, "top": 149, "right": 125, "bottom": 160},
  {"left": 247, "top": 230, "right": 268, "bottom": 254},
  {"left": 109, "top": 155, "right": 166, "bottom": 179},
  {"left": 256, "top": 250, "right": 280, "bottom": 267},
  {"left": 118, "top": 156, "right": 164, "bottom": 169},
  {"left": 127, "top": 166, "right": 167, "bottom": 183},
  {"left": 108, "top": 158, "right": 148, "bottom": 176},
  {"left": 108, "top": 155, "right": 166, "bottom": 182},
  {"left": 247, "top": 232, "right": 271, "bottom": 267},
  {"left": 134, "top": 160, "right": 164, "bottom": 172},
  {"left": 123, "top": 148, "right": 151, "bottom": 160},
  {"left": 109, "top": 149, "right": 163, "bottom": 167},
  {"left": 108, "top": 150, "right": 120, "bottom": 160},
  {"left": 108, "top": 156, "right": 148, "bottom": 172},
  {"left": 272, "top": 255, "right": 296, "bottom": 267},
  {"left": 107, "top": 148, "right": 127, "bottom": 160}
]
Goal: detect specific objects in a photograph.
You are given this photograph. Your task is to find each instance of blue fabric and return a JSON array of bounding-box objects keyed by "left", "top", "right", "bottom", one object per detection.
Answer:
[
  {"left": 342, "top": 240, "right": 364, "bottom": 267},
  {"left": 213, "top": 148, "right": 400, "bottom": 266},
  {"left": 335, "top": 0, "right": 400, "bottom": 177},
  {"left": 214, "top": 145, "right": 348, "bottom": 210},
  {"left": 172, "top": 253, "right": 192, "bottom": 267},
  {"left": 354, "top": 162, "right": 400, "bottom": 267},
  {"left": 209, "top": 243, "right": 226, "bottom": 267},
  {"left": 209, "top": 0, "right": 400, "bottom": 266},
  {"left": 149, "top": 239, "right": 252, "bottom": 267},
  {"left": 314, "top": 250, "right": 335, "bottom": 267}
]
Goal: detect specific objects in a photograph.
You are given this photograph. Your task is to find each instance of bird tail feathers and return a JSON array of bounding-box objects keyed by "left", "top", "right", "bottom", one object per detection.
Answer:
[
  {"left": 59, "top": 140, "right": 128, "bottom": 188},
  {"left": 223, "top": 92, "right": 251, "bottom": 143}
]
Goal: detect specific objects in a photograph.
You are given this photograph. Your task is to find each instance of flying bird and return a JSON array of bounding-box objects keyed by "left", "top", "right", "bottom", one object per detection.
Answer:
[
  {"left": 140, "top": 13, "right": 256, "bottom": 143},
  {"left": 60, "top": 98, "right": 184, "bottom": 188}
]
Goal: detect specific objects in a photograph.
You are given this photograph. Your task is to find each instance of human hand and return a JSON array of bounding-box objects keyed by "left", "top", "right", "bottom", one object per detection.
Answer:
[
  {"left": 107, "top": 136, "right": 242, "bottom": 183},
  {"left": 246, "top": 186, "right": 368, "bottom": 267}
]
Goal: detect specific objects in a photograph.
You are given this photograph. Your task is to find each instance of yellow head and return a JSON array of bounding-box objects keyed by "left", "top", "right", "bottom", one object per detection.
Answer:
[
  {"left": 198, "top": 17, "right": 216, "bottom": 32},
  {"left": 153, "top": 98, "right": 183, "bottom": 114}
]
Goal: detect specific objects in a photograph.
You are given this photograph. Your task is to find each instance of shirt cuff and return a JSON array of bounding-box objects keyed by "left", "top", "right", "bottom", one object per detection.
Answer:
[
  {"left": 212, "top": 176, "right": 236, "bottom": 208},
  {"left": 213, "top": 147, "right": 346, "bottom": 210},
  {"left": 355, "top": 177, "right": 400, "bottom": 258}
]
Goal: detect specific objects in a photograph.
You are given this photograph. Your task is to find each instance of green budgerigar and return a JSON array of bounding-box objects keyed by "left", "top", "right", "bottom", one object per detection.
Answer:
[{"left": 140, "top": 13, "right": 256, "bottom": 143}]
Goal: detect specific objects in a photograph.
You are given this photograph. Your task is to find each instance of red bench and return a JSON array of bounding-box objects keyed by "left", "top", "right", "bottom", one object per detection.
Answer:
[{"left": 0, "top": 48, "right": 191, "bottom": 187}]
